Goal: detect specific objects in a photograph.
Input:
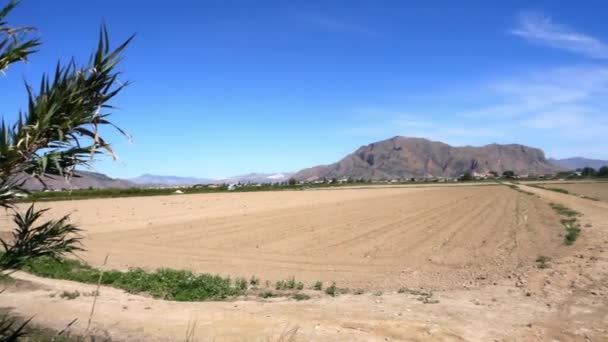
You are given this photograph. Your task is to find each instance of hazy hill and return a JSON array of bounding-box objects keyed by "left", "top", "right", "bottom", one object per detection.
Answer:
[
  {"left": 129, "top": 172, "right": 294, "bottom": 186},
  {"left": 129, "top": 174, "right": 214, "bottom": 186},
  {"left": 219, "top": 172, "right": 293, "bottom": 184},
  {"left": 548, "top": 157, "right": 608, "bottom": 170},
  {"left": 294, "top": 136, "right": 560, "bottom": 181},
  {"left": 20, "top": 171, "right": 136, "bottom": 190}
]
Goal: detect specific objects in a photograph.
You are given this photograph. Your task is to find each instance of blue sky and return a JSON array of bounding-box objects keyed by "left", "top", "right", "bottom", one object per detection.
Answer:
[{"left": 1, "top": 0, "right": 608, "bottom": 178}]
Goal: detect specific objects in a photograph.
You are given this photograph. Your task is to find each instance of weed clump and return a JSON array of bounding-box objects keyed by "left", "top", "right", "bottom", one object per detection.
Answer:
[
  {"left": 59, "top": 290, "right": 80, "bottom": 300},
  {"left": 549, "top": 203, "right": 582, "bottom": 244},
  {"left": 312, "top": 281, "right": 323, "bottom": 291},
  {"left": 292, "top": 293, "right": 310, "bottom": 301},
  {"left": 398, "top": 287, "right": 438, "bottom": 304},
  {"left": 275, "top": 277, "right": 304, "bottom": 290},
  {"left": 235, "top": 277, "right": 248, "bottom": 291},
  {"left": 258, "top": 290, "right": 277, "bottom": 299},
  {"left": 249, "top": 276, "right": 260, "bottom": 288},
  {"left": 325, "top": 283, "right": 338, "bottom": 297},
  {"left": 535, "top": 255, "right": 551, "bottom": 269},
  {"left": 550, "top": 203, "right": 579, "bottom": 217},
  {"left": 23, "top": 257, "right": 245, "bottom": 301}
]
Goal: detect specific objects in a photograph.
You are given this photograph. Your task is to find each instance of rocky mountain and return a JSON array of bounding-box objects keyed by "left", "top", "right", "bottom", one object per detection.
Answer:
[
  {"left": 548, "top": 157, "right": 608, "bottom": 170},
  {"left": 20, "top": 171, "right": 136, "bottom": 190},
  {"left": 294, "top": 136, "right": 560, "bottom": 181}
]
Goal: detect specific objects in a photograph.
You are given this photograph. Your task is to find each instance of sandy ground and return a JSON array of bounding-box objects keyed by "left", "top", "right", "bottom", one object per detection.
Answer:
[
  {"left": 2, "top": 185, "right": 565, "bottom": 290},
  {"left": 1, "top": 184, "right": 608, "bottom": 341},
  {"left": 537, "top": 182, "right": 608, "bottom": 202}
]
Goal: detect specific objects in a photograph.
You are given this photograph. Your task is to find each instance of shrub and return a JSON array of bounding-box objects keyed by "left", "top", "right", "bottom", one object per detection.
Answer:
[
  {"left": 312, "top": 281, "right": 323, "bottom": 291},
  {"left": 292, "top": 293, "right": 310, "bottom": 301},
  {"left": 564, "top": 225, "right": 581, "bottom": 245},
  {"left": 325, "top": 283, "right": 338, "bottom": 297},
  {"left": 275, "top": 277, "right": 303, "bottom": 290},
  {"left": 459, "top": 171, "right": 473, "bottom": 182},
  {"left": 535, "top": 255, "right": 551, "bottom": 269},
  {"left": 502, "top": 171, "right": 516, "bottom": 178},
  {"left": 59, "top": 290, "right": 80, "bottom": 300},
  {"left": 258, "top": 290, "right": 277, "bottom": 299},
  {"left": 235, "top": 277, "right": 248, "bottom": 291}
]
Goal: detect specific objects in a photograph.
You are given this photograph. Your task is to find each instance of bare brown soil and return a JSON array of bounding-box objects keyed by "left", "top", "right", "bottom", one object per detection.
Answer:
[
  {"left": 540, "top": 182, "right": 608, "bottom": 202},
  {"left": 1, "top": 184, "right": 607, "bottom": 341}
]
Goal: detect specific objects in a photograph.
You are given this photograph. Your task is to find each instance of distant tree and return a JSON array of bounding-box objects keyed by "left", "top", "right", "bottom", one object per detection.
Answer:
[
  {"left": 331, "top": 177, "right": 337, "bottom": 184},
  {"left": 0, "top": 1, "right": 132, "bottom": 337},
  {"left": 502, "top": 170, "right": 515, "bottom": 178},
  {"left": 581, "top": 167, "right": 597, "bottom": 177},
  {"left": 288, "top": 178, "right": 297, "bottom": 186},
  {"left": 598, "top": 166, "right": 608, "bottom": 177},
  {"left": 459, "top": 171, "right": 473, "bottom": 182}
]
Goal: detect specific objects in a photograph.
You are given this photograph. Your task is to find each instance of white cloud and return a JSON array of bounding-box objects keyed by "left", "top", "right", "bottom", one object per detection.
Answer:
[
  {"left": 511, "top": 12, "right": 608, "bottom": 59},
  {"left": 464, "top": 65, "right": 608, "bottom": 125},
  {"left": 521, "top": 108, "right": 587, "bottom": 129}
]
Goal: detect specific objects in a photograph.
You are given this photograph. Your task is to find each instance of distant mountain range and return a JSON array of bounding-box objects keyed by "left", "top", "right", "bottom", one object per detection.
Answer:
[
  {"left": 294, "top": 136, "right": 561, "bottom": 181},
  {"left": 20, "top": 171, "right": 136, "bottom": 190},
  {"left": 19, "top": 136, "right": 607, "bottom": 190},
  {"left": 129, "top": 172, "right": 294, "bottom": 186},
  {"left": 548, "top": 157, "right": 608, "bottom": 170},
  {"left": 129, "top": 174, "right": 215, "bottom": 186}
]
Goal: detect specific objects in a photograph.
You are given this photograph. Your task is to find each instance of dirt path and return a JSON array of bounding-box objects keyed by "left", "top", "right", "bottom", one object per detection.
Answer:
[{"left": 1, "top": 184, "right": 607, "bottom": 341}]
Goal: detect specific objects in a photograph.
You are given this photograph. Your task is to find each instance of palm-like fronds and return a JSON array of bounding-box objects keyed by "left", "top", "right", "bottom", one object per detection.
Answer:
[
  {"left": 0, "top": 0, "right": 40, "bottom": 72},
  {"left": 0, "top": 204, "right": 83, "bottom": 270},
  {"left": 0, "top": 25, "right": 133, "bottom": 184},
  {"left": 0, "top": 1, "right": 132, "bottom": 337},
  {"left": 0, "top": 314, "right": 31, "bottom": 341}
]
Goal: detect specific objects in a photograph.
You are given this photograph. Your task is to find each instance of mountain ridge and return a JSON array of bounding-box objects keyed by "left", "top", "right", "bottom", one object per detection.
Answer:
[
  {"left": 294, "top": 136, "right": 561, "bottom": 181},
  {"left": 548, "top": 157, "right": 608, "bottom": 170}
]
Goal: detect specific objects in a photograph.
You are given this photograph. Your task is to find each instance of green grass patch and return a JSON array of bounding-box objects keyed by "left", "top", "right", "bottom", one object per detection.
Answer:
[
  {"left": 22, "top": 257, "right": 244, "bottom": 301},
  {"left": 275, "top": 277, "right": 304, "bottom": 291},
  {"left": 549, "top": 203, "right": 582, "bottom": 245},
  {"left": 550, "top": 203, "right": 579, "bottom": 217},
  {"left": 531, "top": 185, "right": 570, "bottom": 194},
  {"left": 564, "top": 224, "right": 581, "bottom": 245},
  {"left": 504, "top": 184, "right": 534, "bottom": 195},
  {"left": 544, "top": 187, "right": 569, "bottom": 194}
]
